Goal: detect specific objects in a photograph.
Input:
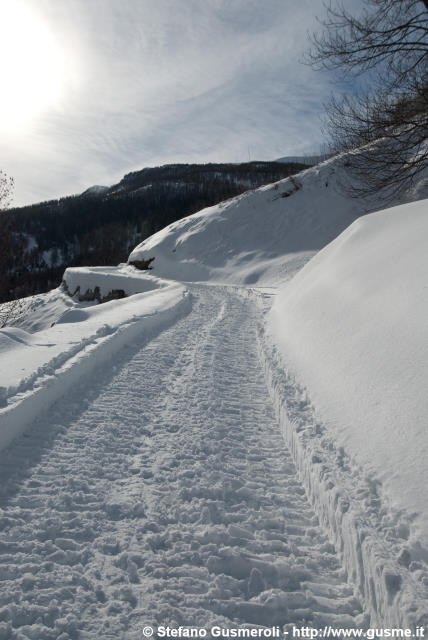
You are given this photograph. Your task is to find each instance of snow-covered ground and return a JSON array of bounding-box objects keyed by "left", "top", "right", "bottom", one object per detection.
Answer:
[
  {"left": 0, "top": 277, "right": 189, "bottom": 451},
  {"left": 1, "top": 151, "right": 427, "bottom": 635},
  {"left": 0, "top": 286, "right": 369, "bottom": 639}
]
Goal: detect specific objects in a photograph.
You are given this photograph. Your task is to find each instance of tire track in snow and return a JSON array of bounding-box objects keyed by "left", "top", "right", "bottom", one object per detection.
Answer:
[{"left": 0, "top": 286, "right": 366, "bottom": 639}]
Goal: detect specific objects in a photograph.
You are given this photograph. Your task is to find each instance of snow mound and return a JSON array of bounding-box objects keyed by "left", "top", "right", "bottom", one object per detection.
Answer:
[
  {"left": 10, "top": 288, "right": 88, "bottom": 334},
  {"left": 128, "top": 153, "right": 427, "bottom": 286},
  {"left": 268, "top": 198, "right": 428, "bottom": 551}
]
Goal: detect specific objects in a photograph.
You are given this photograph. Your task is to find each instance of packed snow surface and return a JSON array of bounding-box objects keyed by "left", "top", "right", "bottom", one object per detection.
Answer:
[{"left": 268, "top": 199, "right": 428, "bottom": 548}]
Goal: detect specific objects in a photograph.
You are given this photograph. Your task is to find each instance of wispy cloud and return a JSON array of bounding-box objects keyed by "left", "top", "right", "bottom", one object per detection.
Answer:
[{"left": 1, "top": 0, "right": 344, "bottom": 206}]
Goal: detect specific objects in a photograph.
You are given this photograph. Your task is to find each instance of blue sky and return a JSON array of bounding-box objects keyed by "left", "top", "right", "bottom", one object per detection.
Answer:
[{"left": 1, "top": 0, "right": 358, "bottom": 206}]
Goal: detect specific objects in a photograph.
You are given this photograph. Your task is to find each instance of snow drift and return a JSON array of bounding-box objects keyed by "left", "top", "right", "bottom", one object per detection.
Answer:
[
  {"left": 269, "top": 198, "right": 428, "bottom": 545},
  {"left": 263, "top": 198, "right": 428, "bottom": 626}
]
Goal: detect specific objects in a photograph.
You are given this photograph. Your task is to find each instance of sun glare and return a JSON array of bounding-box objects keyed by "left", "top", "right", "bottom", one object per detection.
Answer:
[{"left": 0, "top": 1, "right": 64, "bottom": 130}]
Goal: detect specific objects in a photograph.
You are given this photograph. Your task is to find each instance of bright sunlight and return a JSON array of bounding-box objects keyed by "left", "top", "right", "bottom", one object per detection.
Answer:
[{"left": 0, "top": 1, "right": 64, "bottom": 130}]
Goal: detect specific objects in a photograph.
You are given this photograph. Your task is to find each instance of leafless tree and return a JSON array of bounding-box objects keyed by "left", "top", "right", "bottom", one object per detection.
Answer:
[
  {"left": 0, "top": 171, "right": 35, "bottom": 328},
  {"left": 0, "top": 170, "right": 13, "bottom": 210},
  {"left": 0, "top": 171, "right": 15, "bottom": 300},
  {"left": 306, "top": 0, "right": 428, "bottom": 197}
]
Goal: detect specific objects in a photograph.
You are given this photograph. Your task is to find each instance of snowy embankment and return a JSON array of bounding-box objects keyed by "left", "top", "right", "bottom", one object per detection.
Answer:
[
  {"left": 262, "top": 199, "right": 428, "bottom": 627},
  {"left": 62, "top": 264, "right": 168, "bottom": 301},
  {"left": 0, "top": 275, "right": 190, "bottom": 451},
  {"left": 128, "top": 151, "right": 426, "bottom": 286}
]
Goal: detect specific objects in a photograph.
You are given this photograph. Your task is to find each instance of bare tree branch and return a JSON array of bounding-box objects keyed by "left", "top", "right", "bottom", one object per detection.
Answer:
[{"left": 305, "top": 0, "right": 428, "bottom": 198}]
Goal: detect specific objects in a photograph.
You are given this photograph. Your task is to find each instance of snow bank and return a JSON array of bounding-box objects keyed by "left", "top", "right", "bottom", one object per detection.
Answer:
[
  {"left": 8, "top": 288, "right": 92, "bottom": 334},
  {"left": 128, "top": 153, "right": 427, "bottom": 287},
  {"left": 264, "top": 199, "right": 428, "bottom": 625},
  {"left": 63, "top": 264, "right": 166, "bottom": 300},
  {"left": 0, "top": 283, "right": 191, "bottom": 452}
]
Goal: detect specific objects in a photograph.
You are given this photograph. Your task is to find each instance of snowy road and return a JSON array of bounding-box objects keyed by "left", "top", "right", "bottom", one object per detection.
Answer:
[{"left": 0, "top": 286, "right": 366, "bottom": 639}]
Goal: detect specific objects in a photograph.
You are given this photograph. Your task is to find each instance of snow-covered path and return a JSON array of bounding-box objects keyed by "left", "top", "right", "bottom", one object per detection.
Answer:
[{"left": 0, "top": 286, "right": 365, "bottom": 639}]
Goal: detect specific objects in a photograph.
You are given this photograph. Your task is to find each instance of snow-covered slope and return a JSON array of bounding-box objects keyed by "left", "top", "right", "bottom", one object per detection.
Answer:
[
  {"left": 128, "top": 154, "right": 426, "bottom": 286},
  {"left": 268, "top": 198, "right": 428, "bottom": 549}
]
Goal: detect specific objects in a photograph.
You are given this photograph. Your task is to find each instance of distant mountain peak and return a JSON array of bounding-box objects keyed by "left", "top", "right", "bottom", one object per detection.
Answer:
[{"left": 81, "top": 185, "right": 109, "bottom": 197}]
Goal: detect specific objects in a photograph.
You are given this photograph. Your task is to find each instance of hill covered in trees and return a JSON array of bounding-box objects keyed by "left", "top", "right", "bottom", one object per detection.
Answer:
[{"left": 3, "top": 160, "right": 307, "bottom": 301}]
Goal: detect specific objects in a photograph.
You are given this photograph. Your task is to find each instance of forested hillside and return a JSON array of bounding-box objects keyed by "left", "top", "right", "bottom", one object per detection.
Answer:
[{"left": 2, "top": 161, "right": 306, "bottom": 301}]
